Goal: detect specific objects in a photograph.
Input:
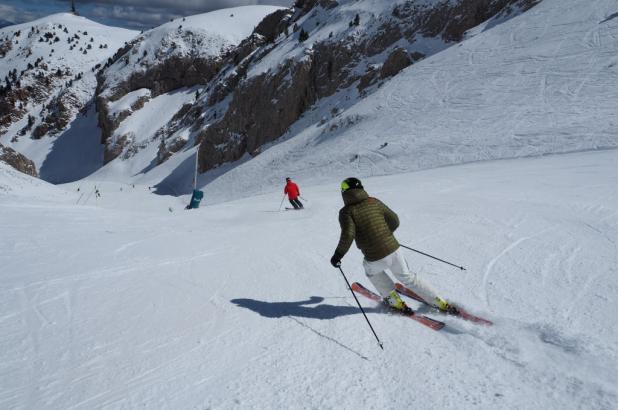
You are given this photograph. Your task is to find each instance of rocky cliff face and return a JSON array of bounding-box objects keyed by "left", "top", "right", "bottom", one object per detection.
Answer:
[
  {"left": 0, "top": 143, "right": 37, "bottom": 176},
  {"left": 194, "top": 0, "right": 541, "bottom": 173},
  {"left": 94, "top": 6, "right": 284, "bottom": 164}
]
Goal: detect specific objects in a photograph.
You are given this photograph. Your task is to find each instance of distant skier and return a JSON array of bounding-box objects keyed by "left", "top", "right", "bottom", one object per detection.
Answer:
[
  {"left": 284, "top": 177, "right": 304, "bottom": 210},
  {"left": 330, "top": 177, "right": 456, "bottom": 313}
]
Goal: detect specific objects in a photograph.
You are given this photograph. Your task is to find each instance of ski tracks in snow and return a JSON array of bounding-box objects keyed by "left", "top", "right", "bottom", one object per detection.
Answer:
[
  {"left": 481, "top": 226, "right": 556, "bottom": 309},
  {"left": 458, "top": 319, "right": 618, "bottom": 409}
]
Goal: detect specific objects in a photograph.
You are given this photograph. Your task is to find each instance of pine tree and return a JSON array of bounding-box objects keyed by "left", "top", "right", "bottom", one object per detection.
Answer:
[
  {"left": 349, "top": 14, "right": 360, "bottom": 28},
  {"left": 299, "top": 29, "right": 308, "bottom": 42}
]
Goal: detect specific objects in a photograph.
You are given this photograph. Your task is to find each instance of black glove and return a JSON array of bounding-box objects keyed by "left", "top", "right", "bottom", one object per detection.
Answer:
[{"left": 330, "top": 252, "right": 342, "bottom": 268}]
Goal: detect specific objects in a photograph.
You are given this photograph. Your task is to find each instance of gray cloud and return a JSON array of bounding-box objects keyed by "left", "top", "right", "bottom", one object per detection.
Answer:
[
  {"left": 90, "top": 5, "right": 178, "bottom": 29},
  {"left": 1, "top": 0, "right": 293, "bottom": 30},
  {"left": 0, "top": 4, "right": 41, "bottom": 24},
  {"left": 73, "top": 0, "right": 293, "bottom": 29}
]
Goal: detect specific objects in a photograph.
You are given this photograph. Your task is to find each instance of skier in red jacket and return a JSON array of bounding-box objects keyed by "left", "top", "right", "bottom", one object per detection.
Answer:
[{"left": 284, "top": 177, "right": 304, "bottom": 209}]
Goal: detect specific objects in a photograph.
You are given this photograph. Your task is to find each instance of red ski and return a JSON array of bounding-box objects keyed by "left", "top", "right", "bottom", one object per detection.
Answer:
[
  {"left": 351, "top": 282, "right": 445, "bottom": 331},
  {"left": 395, "top": 283, "right": 493, "bottom": 326}
]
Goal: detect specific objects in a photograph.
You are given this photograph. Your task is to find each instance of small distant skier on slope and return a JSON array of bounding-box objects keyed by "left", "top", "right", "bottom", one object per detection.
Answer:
[
  {"left": 284, "top": 177, "right": 304, "bottom": 210},
  {"left": 330, "top": 177, "right": 456, "bottom": 313}
]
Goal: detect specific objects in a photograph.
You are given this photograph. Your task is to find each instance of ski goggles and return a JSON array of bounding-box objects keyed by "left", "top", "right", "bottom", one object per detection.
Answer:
[{"left": 341, "top": 180, "right": 351, "bottom": 192}]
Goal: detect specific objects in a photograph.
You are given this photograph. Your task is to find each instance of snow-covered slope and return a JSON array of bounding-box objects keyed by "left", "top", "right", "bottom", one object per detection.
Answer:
[
  {"left": 0, "top": 14, "right": 137, "bottom": 176},
  {"left": 197, "top": 0, "right": 618, "bottom": 203},
  {"left": 0, "top": 161, "right": 62, "bottom": 199},
  {"left": 0, "top": 13, "right": 135, "bottom": 86},
  {"left": 1, "top": 149, "right": 617, "bottom": 409}
]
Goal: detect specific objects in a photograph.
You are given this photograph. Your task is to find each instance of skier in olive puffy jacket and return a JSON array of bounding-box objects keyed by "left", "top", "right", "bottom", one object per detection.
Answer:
[
  {"left": 330, "top": 177, "right": 454, "bottom": 312},
  {"left": 284, "top": 177, "right": 304, "bottom": 209}
]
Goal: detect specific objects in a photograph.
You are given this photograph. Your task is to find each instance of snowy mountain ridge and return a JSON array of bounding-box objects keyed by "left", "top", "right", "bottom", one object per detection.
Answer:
[
  {"left": 86, "top": 0, "right": 549, "bottom": 196},
  {"left": 91, "top": 0, "right": 616, "bottom": 205},
  {"left": 99, "top": 6, "right": 285, "bottom": 98},
  {"left": 0, "top": 13, "right": 137, "bottom": 172}
]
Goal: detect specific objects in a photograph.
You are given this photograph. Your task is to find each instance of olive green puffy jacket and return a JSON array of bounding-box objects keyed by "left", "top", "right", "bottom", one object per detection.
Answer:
[{"left": 334, "top": 188, "right": 400, "bottom": 262}]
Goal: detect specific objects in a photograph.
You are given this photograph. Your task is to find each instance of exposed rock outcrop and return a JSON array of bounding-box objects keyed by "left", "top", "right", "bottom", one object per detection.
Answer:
[
  {"left": 400, "top": 0, "right": 541, "bottom": 42},
  {"left": 1, "top": 76, "right": 56, "bottom": 135},
  {"left": 198, "top": 58, "right": 316, "bottom": 170},
  {"left": 0, "top": 38, "right": 12, "bottom": 57},
  {"left": 97, "top": 54, "right": 224, "bottom": 163},
  {"left": 0, "top": 144, "right": 38, "bottom": 176},
  {"left": 156, "top": 103, "right": 194, "bottom": 164},
  {"left": 380, "top": 47, "right": 413, "bottom": 79},
  {"left": 254, "top": 9, "right": 292, "bottom": 43},
  {"left": 33, "top": 89, "right": 81, "bottom": 138}
]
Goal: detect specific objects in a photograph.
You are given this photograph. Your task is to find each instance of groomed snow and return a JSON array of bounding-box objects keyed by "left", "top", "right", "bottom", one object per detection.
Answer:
[{"left": 1, "top": 149, "right": 617, "bottom": 409}]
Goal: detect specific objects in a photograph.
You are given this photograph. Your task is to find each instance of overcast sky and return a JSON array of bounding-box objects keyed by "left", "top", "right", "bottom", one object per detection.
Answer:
[{"left": 0, "top": 0, "right": 293, "bottom": 29}]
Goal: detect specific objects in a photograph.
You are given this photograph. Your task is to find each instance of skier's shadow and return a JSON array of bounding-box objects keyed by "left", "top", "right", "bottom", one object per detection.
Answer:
[{"left": 231, "top": 296, "right": 379, "bottom": 320}]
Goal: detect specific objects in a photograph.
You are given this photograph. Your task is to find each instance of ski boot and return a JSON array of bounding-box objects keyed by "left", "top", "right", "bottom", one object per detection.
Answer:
[
  {"left": 435, "top": 297, "right": 459, "bottom": 315},
  {"left": 385, "top": 290, "right": 412, "bottom": 313}
]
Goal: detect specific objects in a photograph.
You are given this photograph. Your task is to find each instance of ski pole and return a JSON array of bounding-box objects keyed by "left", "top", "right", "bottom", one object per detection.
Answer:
[
  {"left": 299, "top": 195, "right": 309, "bottom": 202},
  {"left": 400, "top": 244, "right": 466, "bottom": 271},
  {"left": 337, "top": 266, "right": 383, "bottom": 350},
  {"left": 278, "top": 194, "right": 286, "bottom": 211}
]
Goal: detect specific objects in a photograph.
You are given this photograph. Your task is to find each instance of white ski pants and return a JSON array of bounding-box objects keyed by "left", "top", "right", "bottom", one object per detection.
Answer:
[{"left": 363, "top": 249, "right": 440, "bottom": 304}]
